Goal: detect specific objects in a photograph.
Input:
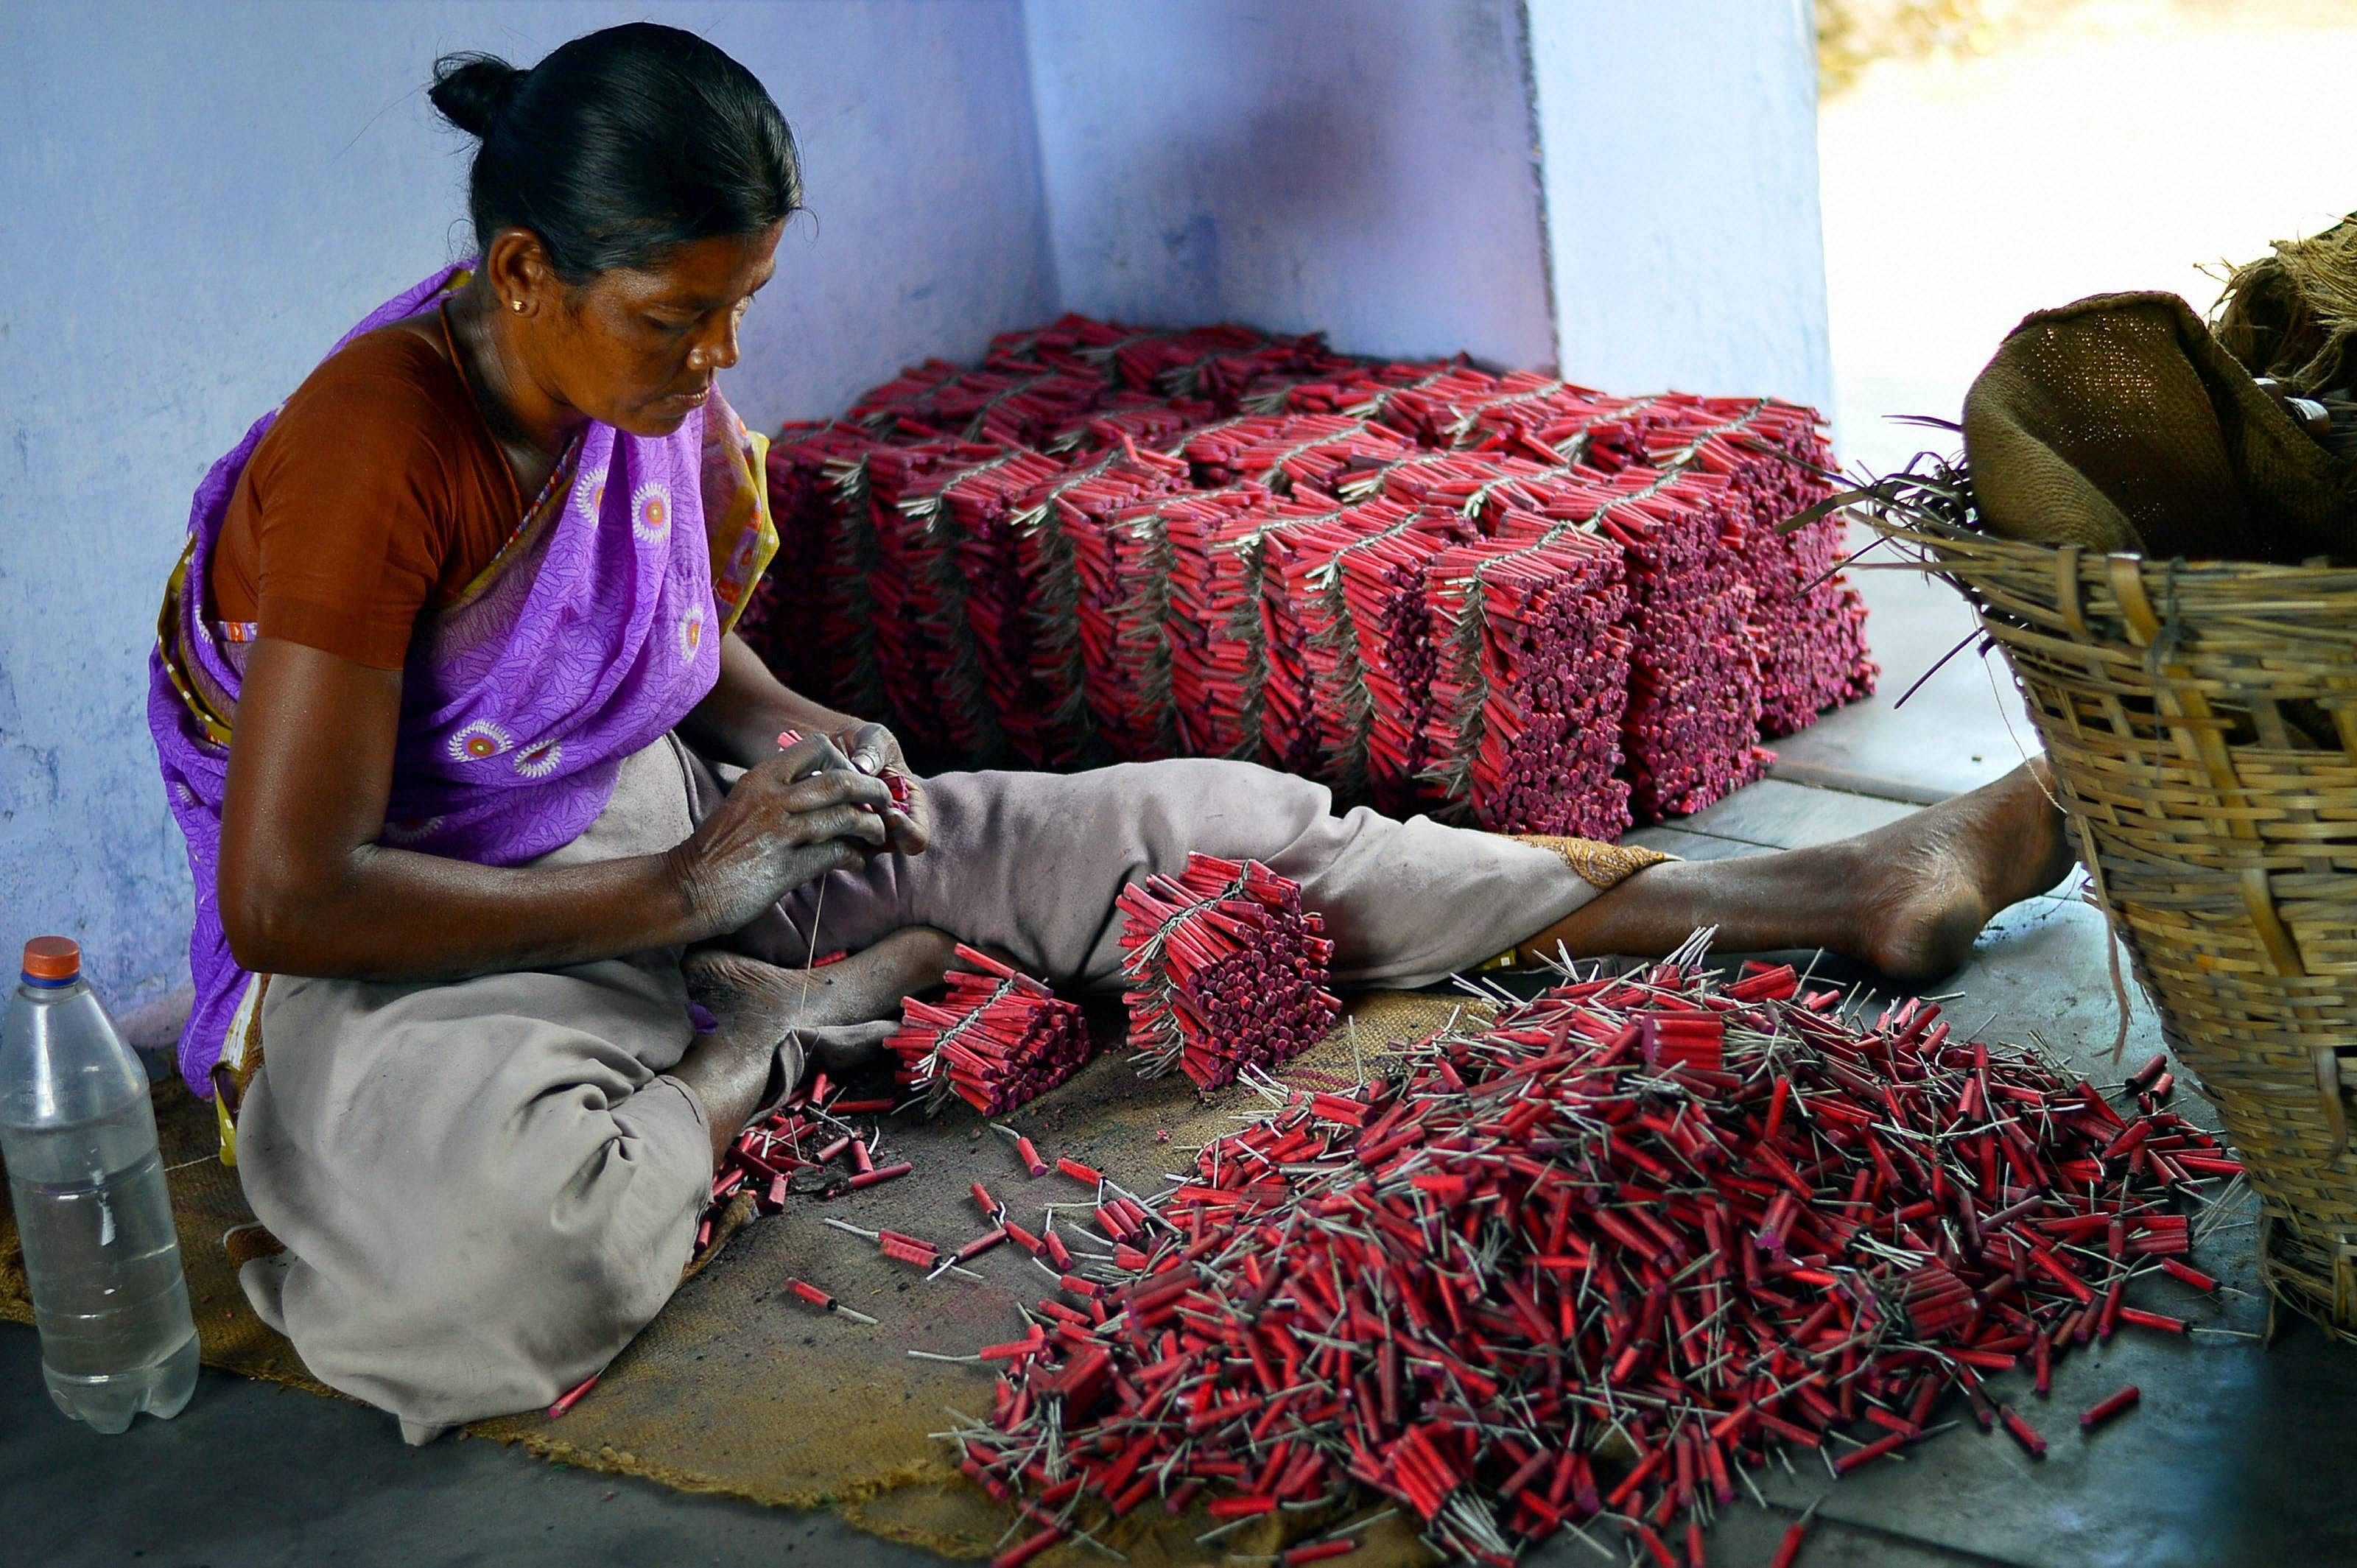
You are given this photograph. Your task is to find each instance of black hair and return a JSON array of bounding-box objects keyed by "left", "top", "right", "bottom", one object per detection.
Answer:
[{"left": 428, "top": 24, "right": 801, "bottom": 281}]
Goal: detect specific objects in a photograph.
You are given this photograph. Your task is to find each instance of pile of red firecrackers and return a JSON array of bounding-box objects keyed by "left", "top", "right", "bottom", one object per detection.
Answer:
[
  {"left": 928, "top": 955, "right": 2238, "bottom": 1567},
  {"left": 1114, "top": 854, "right": 1342, "bottom": 1093},
  {"left": 888, "top": 944, "right": 1093, "bottom": 1117},
  {"left": 737, "top": 317, "right": 1875, "bottom": 839},
  {"left": 695, "top": 1074, "right": 910, "bottom": 1256}
]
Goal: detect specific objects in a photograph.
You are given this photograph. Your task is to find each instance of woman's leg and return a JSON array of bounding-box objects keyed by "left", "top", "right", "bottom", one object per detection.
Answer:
[
  {"left": 1518, "top": 760, "right": 2078, "bottom": 982},
  {"left": 230, "top": 739, "right": 946, "bottom": 1440},
  {"left": 734, "top": 759, "right": 1615, "bottom": 990}
]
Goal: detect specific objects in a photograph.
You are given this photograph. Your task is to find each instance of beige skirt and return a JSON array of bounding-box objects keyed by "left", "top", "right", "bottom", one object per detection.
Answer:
[{"left": 232, "top": 739, "right": 1637, "bottom": 1440}]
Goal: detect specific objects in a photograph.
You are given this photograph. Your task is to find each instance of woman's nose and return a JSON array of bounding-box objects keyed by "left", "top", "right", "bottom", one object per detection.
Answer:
[{"left": 689, "top": 314, "right": 742, "bottom": 374}]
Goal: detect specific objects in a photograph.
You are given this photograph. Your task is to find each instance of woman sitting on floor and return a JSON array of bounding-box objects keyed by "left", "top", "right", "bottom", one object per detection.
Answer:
[{"left": 149, "top": 24, "right": 2074, "bottom": 1441}]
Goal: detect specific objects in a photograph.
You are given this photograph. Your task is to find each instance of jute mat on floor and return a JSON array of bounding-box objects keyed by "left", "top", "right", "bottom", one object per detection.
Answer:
[{"left": 0, "top": 991, "right": 1485, "bottom": 1564}]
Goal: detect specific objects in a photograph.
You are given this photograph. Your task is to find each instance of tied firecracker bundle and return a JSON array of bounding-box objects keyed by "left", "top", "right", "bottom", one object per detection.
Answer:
[
  {"left": 745, "top": 422, "right": 893, "bottom": 718},
  {"left": 1422, "top": 516, "right": 1635, "bottom": 839},
  {"left": 1178, "top": 414, "right": 1413, "bottom": 497},
  {"left": 1258, "top": 501, "right": 1466, "bottom": 794},
  {"left": 1048, "top": 390, "right": 1220, "bottom": 457},
  {"left": 854, "top": 360, "right": 1111, "bottom": 452},
  {"left": 1158, "top": 485, "right": 1321, "bottom": 760},
  {"left": 988, "top": 441, "right": 1191, "bottom": 767},
  {"left": 848, "top": 357, "right": 964, "bottom": 439},
  {"left": 1066, "top": 489, "right": 1257, "bottom": 763},
  {"left": 1466, "top": 384, "right": 1875, "bottom": 742},
  {"left": 945, "top": 949, "right": 2241, "bottom": 1567},
  {"left": 1279, "top": 359, "right": 1477, "bottom": 421},
  {"left": 866, "top": 441, "right": 1069, "bottom": 764},
  {"left": 984, "top": 312, "right": 1142, "bottom": 380},
  {"left": 888, "top": 945, "right": 1092, "bottom": 1117},
  {"left": 1115, "top": 854, "right": 1340, "bottom": 1093},
  {"left": 1099, "top": 323, "right": 1357, "bottom": 415},
  {"left": 1503, "top": 469, "right": 1770, "bottom": 820},
  {"left": 739, "top": 315, "right": 1875, "bottom": 838},
  {"left": 1608, "top": 398, "right": 1874, "bottom": 736}
]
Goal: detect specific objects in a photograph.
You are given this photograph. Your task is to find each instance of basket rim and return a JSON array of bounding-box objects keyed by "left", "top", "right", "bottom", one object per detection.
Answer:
[{"left": 1865, "top": 513, "right": 2357, "bottom": 585}]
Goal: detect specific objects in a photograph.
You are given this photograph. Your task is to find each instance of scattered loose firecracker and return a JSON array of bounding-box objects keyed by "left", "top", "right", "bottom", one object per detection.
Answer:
[
  {"left": 945, "top": 944, "right": 2236, "bottom": 1564},
  {"left": 888, "top": 945, "right": 1092, "bottom": 1117},
  {"left": 1115, "top": 854, "right": 1339, "bottom": 1091},
  {"left": 691, "top": 1069, "right": 920, "bottom": 1256}
]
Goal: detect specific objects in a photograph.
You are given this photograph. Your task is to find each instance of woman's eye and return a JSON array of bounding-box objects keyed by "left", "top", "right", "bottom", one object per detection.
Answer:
[{"left": 645, "top": 314, "right": 694, "bottom": 335}]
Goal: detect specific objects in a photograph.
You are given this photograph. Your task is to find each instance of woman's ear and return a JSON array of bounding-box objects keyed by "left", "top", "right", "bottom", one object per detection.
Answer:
[{"left": 482, "top": 227, "right": 556, "bottom": 317}]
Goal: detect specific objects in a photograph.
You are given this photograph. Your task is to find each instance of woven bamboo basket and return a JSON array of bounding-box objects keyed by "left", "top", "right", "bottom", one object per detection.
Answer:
[{"left": 1883, "top": 517, "right": 2357, "bottom": 1334}]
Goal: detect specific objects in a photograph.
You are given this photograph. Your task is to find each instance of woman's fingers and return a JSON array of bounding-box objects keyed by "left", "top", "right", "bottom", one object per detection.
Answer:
[
  {"left": 778, "top": 767, "right": 891, "bottom": 819},
  {"left": 770, "top": 734, "right": 854, "bottom": 784},
  {"left": 793, "top": 801, "right": 889, "bottom": 848},
  {"left": 840, "top": 722, "right": 893, "bottom": 778},
  {"left": 882, "top": 778, "right": 932, "bottom": 855}
]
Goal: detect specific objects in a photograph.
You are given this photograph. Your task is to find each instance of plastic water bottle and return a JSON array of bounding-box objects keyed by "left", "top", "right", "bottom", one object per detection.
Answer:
[{"left": 0, "top": 937, "right": 197, "bottom": 1431}]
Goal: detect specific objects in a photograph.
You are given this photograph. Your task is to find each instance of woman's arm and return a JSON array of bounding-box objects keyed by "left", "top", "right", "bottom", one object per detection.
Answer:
[
  {"left": 675, "top": 631, "right": 858, "bottom": 769},
  {"left": 217, "top": 637, "right": 893, "bottom": 983},
  {"left": 677, "top": 631, "right": 932, "bottom": 854}
]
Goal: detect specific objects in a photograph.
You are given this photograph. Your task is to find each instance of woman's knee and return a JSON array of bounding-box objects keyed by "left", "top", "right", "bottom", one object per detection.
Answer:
[
  {"left": 1117, "top": 758, "right": 1338, "bottom": 868},
  {"left": 398, "top": 1084, "right": 706, "bottom": 1354}
]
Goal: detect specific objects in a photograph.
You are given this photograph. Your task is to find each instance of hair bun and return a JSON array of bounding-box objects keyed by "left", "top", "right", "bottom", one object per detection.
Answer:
[{"left": 429, "top": 52, "right": 526, "bottom": 138}]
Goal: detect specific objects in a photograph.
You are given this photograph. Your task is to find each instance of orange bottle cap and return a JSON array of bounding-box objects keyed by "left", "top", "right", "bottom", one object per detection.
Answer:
[{"left": 21, "top": 937, "right": 80, "bottom": 982}]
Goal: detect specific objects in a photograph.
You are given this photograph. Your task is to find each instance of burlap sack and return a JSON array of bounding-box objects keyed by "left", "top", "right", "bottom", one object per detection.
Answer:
[{"left": 1961, "top": 291, "right": 2357, "bottom": 562}]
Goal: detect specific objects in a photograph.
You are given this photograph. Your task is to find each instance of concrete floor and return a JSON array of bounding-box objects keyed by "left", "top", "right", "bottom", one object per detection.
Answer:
[{"left": 13, "top": 577, "right": 2356, "bottom": 1568}]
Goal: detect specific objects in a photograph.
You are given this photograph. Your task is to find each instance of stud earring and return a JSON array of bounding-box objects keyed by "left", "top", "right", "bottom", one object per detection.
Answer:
[{"left": 511, "top": 300, "right": 524, "bottom": 313}]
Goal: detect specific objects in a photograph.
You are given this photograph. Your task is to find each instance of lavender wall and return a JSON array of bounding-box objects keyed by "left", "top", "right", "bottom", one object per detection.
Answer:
[
  {"left": 1022, "top": 0, "right": 1559, "bottom": 369},
  {"left": 0, "top": 0, "right": 1830, "bottom": 1019},
  {"left": 0, "top": 0, "right": 1055, "bottom": 1016}
]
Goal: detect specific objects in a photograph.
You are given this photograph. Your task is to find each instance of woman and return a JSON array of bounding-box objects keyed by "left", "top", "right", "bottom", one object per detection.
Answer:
[{"left": 150, "top": 24, "right": 2072, "bottom": 1441}]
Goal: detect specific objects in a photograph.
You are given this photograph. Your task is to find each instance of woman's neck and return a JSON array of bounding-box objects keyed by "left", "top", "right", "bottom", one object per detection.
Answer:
[{"left": 442, "top": 283, "right": 590, "bottom": 462}]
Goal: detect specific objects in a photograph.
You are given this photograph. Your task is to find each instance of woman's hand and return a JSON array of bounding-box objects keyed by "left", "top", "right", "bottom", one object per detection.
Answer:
[
  {"left": 669, "top": 734, "right": 895, "bottom": 935},
  {"left": 833, "top": 721, "right": 932, "bottom": 856}
]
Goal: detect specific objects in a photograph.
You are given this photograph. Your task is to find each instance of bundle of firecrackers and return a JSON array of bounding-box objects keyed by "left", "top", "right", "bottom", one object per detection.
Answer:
[
  {"left": 1422, "top": 518, "right": 1637, "bottom": 838},
  {"left": 887, "top": 944, "right": 1092, "bottom": 1117},
  {"left": 1115, "top": 854, "right": 1340, "bottom": 1093},
  {"left": 745, "top": 314, "right": 1875, "bottom": 833},
  {"left": 944, "top": 953, "right": 2239, "bottom": 1567},
  {"left": 1258, "top": 502, "right": 1465, "bottom": 795},
  {"left": 988, "top": 441, "right": 1190, "bottom": 766}
]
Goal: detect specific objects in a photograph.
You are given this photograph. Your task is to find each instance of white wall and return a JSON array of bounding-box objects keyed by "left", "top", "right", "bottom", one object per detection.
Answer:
[
  {"left": 1022, "top": 0, "right": 1559, "bottom": 369},
  {"left": 1525, "top": 0, "right": 1833, "bottom": 408}
]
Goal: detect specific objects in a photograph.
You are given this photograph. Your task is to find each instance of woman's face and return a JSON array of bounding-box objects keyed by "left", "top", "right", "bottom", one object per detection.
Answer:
[{"left": 527, "top": 224, "right": 784, "bottom": 438}]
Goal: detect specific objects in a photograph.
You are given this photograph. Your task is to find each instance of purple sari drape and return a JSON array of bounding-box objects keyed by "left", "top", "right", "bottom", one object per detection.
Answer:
[{"left": 149, "top": 263, "right": 775, "bottom": 1096}]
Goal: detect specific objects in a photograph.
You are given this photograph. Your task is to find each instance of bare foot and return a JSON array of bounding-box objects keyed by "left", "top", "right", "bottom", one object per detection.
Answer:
[
  {"left": 1516, "top": 759, "right": 2077, "bottom": 982},
  {"left": 683, "top": 927, "right": 960, "bottom": 1081},
  {"left": 1841, "top": 760, "right": 2079, "bottom": 982}
]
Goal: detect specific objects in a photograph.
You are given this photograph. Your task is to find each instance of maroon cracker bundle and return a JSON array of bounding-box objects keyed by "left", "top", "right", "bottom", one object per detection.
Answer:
[{"left": 740, "top": 313, "right": 1873, "bottom": 833}]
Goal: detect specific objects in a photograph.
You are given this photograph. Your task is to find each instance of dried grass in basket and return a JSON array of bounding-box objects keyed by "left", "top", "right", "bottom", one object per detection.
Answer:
[{"left": 1819, "top": 453, "right": 2357, "bottom": 1336}]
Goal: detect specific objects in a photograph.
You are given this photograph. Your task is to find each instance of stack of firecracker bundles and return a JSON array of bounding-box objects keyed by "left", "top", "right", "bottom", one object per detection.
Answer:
[{"left": 737, "top": 320, "right": 1874, "bottom": 839}]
